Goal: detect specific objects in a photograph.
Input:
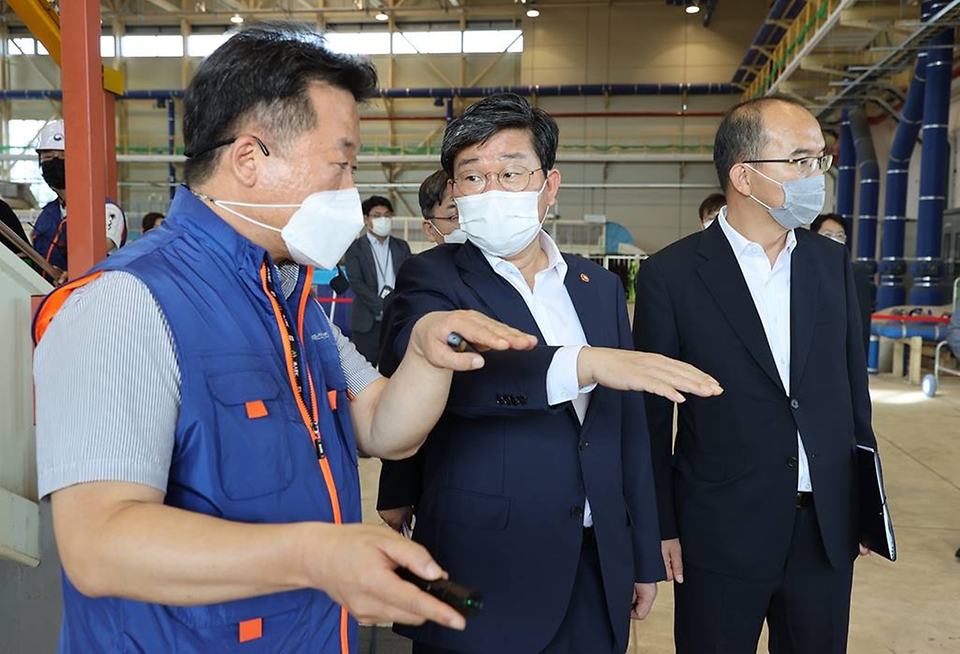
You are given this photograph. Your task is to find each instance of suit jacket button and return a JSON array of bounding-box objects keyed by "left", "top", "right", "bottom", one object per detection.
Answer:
[
  {"left": 788, "top": 456, "right": 798, "bottom": 468},
  {"left": 579, "top": 438, "right": 589, "bottom": 451},
  {"left": 790, "top": 398, "right": 800, "bottom": 409},
  {"left": 570, "top": 506, "right": 584, "bottom": 519}
]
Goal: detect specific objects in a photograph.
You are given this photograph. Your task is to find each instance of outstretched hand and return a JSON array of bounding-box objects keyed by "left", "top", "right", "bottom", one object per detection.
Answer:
[{"left": 408, "top": 309, "right": 538, "bottom": 372}]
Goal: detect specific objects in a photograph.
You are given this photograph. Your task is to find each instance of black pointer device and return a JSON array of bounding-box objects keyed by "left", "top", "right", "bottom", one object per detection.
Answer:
[
  {"left": 446, "top": 332, "right": 478, "bottom": 353},
  {"left": 396, "top": 567, "right": 484, "bottom": 618}
]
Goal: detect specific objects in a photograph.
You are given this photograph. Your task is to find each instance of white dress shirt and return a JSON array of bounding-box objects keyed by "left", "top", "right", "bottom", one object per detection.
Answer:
[
  {"left": 481, "top": 231, "right": 598, "bottom": 525},
  {"left": 717, "top": 208, "right": 812, "bottom": 492},
  {"left": 366, "top": 232, "right": 396, "bottom": 299}
]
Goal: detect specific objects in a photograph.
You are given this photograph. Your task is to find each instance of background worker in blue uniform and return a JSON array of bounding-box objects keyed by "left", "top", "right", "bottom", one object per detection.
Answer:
[
  {"left": 32, "top": 23, "right": 538, "bottom": 653},
  {"left": 29, "top": 119, "right": 127, "bottom": 283}
]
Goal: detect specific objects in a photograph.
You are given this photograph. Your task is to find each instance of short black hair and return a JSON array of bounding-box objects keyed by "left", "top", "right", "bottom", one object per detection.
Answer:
[
  {"left": 440, "top": 93, "right": 559, "bottom": 177},
  {"left": 419, "top": 169, "right": 449, "bottom": 218},
  {"left": 698, "top": 193, "right": 726, "bottom": 221},
  {"left": 713, "top": 94, "right": 809, "bottom": 193},
  {"left": 811, "top": 212, "right": 846, "bottom": 234},
  {"left": 362, "top": 195, "right": 393, "bottom": 216},
  {"left": 183, "top": 22, "right": 378, "bottom": 186},
  {"left": 141, "top": 212, "right": 164, "bottom": 232}
]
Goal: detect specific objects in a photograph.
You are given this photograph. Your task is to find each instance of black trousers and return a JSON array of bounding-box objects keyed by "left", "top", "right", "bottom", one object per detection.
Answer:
[
  {"left": 675, "top": 502, "right": 854, "bottom": 654},
  {"left": 412, "top": 528, "right": 618, "bottom": 654},
  {"left": 352, "top": 322, "right": 382, "bottom": 368}
]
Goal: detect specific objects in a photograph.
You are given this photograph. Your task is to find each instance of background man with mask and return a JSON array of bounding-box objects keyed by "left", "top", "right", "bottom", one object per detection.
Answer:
[
  {"left": 378, "top": 93, "right": 723, "bottom": 654},
  {"left": 30, "top": 119, "right": 128, "bottom": 282},
  {"left": 31, "top": 24, "right": 541, "bottom": 653},
  {"left": 345, "top": 195, "right": 412, "bottom": 366},
  {"left": 634, "top": 95, "right": 880, "bottom": 653},
  {"left": 418, "top": 169, "right": 466, "bottom": 246}
]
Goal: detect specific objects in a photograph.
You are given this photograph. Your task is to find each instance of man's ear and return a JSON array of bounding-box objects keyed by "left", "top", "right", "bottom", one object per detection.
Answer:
[
  {"left": 544, "top": 168, "right": 561, "bottom": 206},
  {"left": 728, "top": 163, "right": 752, "bottom": 199},
  {"left": 225, "top": 135, "right": 265, "bottom": 188}
]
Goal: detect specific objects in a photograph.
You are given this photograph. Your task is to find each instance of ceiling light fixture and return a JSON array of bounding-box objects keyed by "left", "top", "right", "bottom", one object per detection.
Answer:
[
  {"left": 230, "top": 13, "right": 244, "bottom": 24},
  {"left": 526, "top": 7, "right": 540, "bottom": 17},
  {"left": 375, "top": 11, "right": 389, "bottom": 20},
  {"left": 685, "top": 4, "right": 700, "bottom": 13}
]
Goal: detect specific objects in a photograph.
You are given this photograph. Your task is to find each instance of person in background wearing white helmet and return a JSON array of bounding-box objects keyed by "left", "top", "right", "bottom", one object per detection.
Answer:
[{"left": 30, "top": 119, "right": 128, "bottom": 283}]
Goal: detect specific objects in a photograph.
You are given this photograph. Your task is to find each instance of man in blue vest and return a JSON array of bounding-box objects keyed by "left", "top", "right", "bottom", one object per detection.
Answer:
[
  {"left": 32, "top": 23, "right": 541, "bottom": 653},
  {"left": 30, "top": 119, "right": 128, "bottom": 283}
]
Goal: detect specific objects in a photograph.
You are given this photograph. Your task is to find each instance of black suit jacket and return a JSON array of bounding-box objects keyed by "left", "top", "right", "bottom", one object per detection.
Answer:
[
  {"left": 379, "top": 241, "right": 664, "bottom": 653},
  {"left": 633, "top": 220, "right": 877, "bottom": 581},
  {"left": 344, "top": 234, "right": 411, "bottom": 334}
]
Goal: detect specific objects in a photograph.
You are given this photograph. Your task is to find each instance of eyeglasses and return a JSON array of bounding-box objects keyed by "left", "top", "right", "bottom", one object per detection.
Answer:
[
  {"left": 820, "top": 231, "right": 847, "bottom": 244},
  {"left": 184, "top": 134, "right": 270, "bottom": 159},
  {"left": 453, "top": 165, "right": 544, "bottom": 195},
  {"left": 427, "top": 214, "right": 458, "bottom": 223},
  {"left": 743, "top": 154, "right": 833, "bottom": 175}
]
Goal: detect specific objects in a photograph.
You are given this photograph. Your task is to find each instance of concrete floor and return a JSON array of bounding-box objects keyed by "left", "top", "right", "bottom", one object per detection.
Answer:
[{"left": 359, "top": 375, "right": 960, "bottom": 653}]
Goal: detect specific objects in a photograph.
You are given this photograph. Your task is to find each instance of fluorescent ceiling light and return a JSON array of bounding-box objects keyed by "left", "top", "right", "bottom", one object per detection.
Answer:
[
  {"left": 526, "top": 8, "right": 540, "bottom": 17},
  {"left": 230, "top": 13, "right": 244, "bottom": 24},
  {"left": 375, "top": 11, "right": 389, "bottom": 21},
  {"left": 685, "top": 4, "right": 700, "bottom": 14}
]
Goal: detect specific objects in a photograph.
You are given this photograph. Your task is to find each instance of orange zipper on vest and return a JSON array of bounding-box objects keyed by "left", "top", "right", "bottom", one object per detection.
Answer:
[{"left": 260, "top": 264, "right": 349, "bottom": 654}]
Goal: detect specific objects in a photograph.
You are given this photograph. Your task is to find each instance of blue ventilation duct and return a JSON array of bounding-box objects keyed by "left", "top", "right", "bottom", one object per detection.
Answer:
[
  {"left": 849, "top": 107, "right": 880, "bottom": 274},
  {"left": 910, "top": 1, "right": 953, "bottom": 306},
  {"left": 878, "top": 11, "right": 929, "bottom": 310},
  {"left": 836, "top": 109, "right": 856, "bottom": 249}
]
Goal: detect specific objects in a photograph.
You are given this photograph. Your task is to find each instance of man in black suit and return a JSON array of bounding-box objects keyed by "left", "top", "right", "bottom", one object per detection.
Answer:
[
  {"left": 344, "top": 195, "right": 412, "bottom": 366},
  {"left": 634, "top": 95, "right": 879, "bottom": 653}
]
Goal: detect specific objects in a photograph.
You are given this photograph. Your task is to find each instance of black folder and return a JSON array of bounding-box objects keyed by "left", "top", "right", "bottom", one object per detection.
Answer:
[{"left": 857, "top": 445, "right": 897, "bottom": 561}]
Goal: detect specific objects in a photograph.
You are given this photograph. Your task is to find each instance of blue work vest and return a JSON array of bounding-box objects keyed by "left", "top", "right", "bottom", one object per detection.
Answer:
[
  {"left": 31, "top": 199, "right": 67, "bottom": 271},
  {"left": 30, "top": 198, "right": 128, "bottom": 277},
  {"left": 34, "top": 186, "right": 363, "bottom": 653}
]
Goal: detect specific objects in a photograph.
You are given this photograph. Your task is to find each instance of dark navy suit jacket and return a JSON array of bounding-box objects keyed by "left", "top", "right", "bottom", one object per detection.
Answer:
[
  {"left": 379, "top": 240, "right": 665, "bottom": 653},
  {"left": 634, "top": 221, "right": 877, "bottom": 581}
]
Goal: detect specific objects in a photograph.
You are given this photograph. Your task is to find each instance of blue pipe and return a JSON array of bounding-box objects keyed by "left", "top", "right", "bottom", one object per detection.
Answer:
[
  {"left": 910, "top": 2, "right": 953, "bottom": 305},
  {"left": 836, "top": 109, "right": 856, "bottom": 250},
  {"left": 878, "top": 17, "right": 928, "bottom": 310},
  {"left": 0, "top": 83, "right": 739, "bottom": 102},
  {"left": 849, "top": 107, "right": 880, "bottom": 272}
]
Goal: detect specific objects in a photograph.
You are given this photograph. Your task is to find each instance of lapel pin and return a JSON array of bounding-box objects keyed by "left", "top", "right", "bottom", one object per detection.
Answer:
[{"left": 580, "top": 273, "right": 590, "bottom": 283}]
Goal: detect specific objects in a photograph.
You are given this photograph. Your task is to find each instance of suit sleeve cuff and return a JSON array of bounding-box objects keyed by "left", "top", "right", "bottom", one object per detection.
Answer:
[{"left": 546, "top": 345, "right": 597, "bottom": 407}]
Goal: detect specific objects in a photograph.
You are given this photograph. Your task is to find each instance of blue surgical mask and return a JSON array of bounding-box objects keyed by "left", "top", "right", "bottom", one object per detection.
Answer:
[{"left": 745, "top": 164, "right": 825, "bottom": 230}]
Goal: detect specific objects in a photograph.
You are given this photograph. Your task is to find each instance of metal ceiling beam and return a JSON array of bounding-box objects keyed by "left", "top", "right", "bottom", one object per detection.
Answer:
[{"left": 816, "top": 0, "right": 960, "bottom": 119}]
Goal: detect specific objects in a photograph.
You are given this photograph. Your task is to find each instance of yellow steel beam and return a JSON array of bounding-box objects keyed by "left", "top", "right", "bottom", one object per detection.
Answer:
[
  {"left": 7, "top": 0, "right": 125, "bottom": 96},
  {"left": 7, "top": 0, "right": 61, "bottom": 65}
]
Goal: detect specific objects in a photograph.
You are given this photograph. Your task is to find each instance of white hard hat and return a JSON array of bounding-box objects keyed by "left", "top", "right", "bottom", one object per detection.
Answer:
[{"left": 37, "top": 120, "right": 65, "bottom": 151}]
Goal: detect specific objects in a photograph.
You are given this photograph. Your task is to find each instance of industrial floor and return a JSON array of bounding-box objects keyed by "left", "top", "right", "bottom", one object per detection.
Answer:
[{"left": 359, "top": 375, "right": 960, "bottom": 654}]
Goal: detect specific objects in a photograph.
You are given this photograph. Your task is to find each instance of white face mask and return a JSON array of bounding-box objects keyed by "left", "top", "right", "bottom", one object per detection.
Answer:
[
  {"left": 370, "top": 216, "right": 393, "bottom": 238},
  {"left": 198, "top": 187, "right": 365, "bottom": 270},
  {"left": 455, "top": 181, "right": 548, "bottom": 258},
  {"left": 442, "top": 228, "right": 468, "bottom": 244}
]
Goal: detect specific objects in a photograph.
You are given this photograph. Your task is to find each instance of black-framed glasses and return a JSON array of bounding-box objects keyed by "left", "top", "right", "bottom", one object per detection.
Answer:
[
  {"left": 184, "top": 134, "right": 270, "bottom": 159},
  {"left": 743, "top": 154, "right": 833, "bottom": 175},
  {"left": 454, "top": 165, "right": 545, "bottom": 195},
  {"left": 427, "top": 213, "right": 459, "bottom": 223}
]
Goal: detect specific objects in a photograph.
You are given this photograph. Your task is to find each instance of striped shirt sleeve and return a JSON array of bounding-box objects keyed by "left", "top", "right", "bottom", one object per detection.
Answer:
[{"left": 34, "top": 271, "right": 180, "bottom": 499}]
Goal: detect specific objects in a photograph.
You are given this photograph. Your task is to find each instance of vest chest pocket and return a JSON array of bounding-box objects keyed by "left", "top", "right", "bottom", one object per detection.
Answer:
[{"left": 207, "top": 370, "right": 294, "bottom": 500}]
